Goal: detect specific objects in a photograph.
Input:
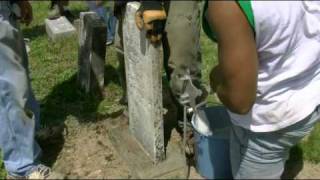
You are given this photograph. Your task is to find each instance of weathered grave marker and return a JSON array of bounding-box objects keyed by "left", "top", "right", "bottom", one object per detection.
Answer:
[
  {"left": 123, "top": 2, "right": 165, "bottom": 163},
  {"left": 45, "top": 16, "right": 76, "bottom": 41},
  {"left": 78, "top": 12, "right": 107, "bottom": 94}
]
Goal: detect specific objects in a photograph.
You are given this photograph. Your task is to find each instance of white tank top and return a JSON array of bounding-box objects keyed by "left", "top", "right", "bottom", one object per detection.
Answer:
[{"left": 228, "top": 1, "right": 320, "bottom": 132}]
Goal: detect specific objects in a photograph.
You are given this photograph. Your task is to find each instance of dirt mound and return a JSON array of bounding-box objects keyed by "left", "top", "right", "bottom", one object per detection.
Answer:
[{"left": 39, "top": 116, "right": 131, "bottom": 179}]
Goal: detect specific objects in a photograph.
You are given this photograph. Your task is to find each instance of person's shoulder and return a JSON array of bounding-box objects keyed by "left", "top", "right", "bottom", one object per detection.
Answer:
[{"left": 207, "top": 1, "right": 253, "bottom": 38}]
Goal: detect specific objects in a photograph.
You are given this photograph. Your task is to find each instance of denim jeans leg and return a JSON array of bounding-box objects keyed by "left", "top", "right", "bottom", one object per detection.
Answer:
[
  {"left": 86, "top": 1, "right": 117, "bottom": 42},
  {"left": 103, "top": 7, "right": 117, "bottom": 42},
  {"left": 107, "top": 15, "right": 117, "bottom": 41},
  {"left": 0, "top": 11, "right": 41, "bottom": 177},
  {"left": 96, "top": 7, "right": 117, "bottom": 42},
  {"left": 230, "top": 106, "right": 320, "bottom": 179}
]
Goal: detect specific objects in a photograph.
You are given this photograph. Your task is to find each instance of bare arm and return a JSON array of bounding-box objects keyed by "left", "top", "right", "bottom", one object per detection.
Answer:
[{"left": 208, "top": 1, "right": 258, "bottom": 114}]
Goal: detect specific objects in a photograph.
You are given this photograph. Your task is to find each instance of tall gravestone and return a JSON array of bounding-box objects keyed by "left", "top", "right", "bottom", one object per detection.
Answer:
[
  {"left": 123, "top": 2, "right": 165, "bottom": 163},
  {"left": 78, "top": 12, "right": 107, "bottom": 94}
]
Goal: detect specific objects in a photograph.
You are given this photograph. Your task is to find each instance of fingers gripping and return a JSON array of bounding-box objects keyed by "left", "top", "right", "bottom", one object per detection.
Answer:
[
  {"left": 135, "top": 4, "right": 167, "bottom": 44},
  {"left": 135, "top": 10, "right": 144, "bottom": 30}
]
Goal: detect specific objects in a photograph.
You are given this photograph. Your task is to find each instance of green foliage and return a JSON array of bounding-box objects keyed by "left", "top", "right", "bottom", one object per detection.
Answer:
[
  {"left": 0, "top": 153, "right": 5, "bottom": 179},
  {"left": 200, "top": 31, "right": 220, "bottom": 105},
  {"left": 299, "top": 123, "right": 320, "bottom": 163}
]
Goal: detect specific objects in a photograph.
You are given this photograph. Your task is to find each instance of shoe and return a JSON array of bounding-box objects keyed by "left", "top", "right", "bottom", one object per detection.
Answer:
[
  {"left": 7, "top": 164, "right": 65, "bottom": 179},
  {"left": 27, "top": 165, "right": 64, "bottom": 179},
  {"left": 24, "top": 38, "right": 30, "bottom": 54},
  {"left": 48, "top": 5, "right": 61, "bottom": 20},
  {"left": 106, "top": 40, "right": 114, "bottom": 46}
]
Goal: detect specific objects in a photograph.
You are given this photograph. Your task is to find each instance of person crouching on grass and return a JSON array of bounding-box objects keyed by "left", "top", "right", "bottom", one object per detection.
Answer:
[{"left": 204, "top": 1, "right": 320, "bottom": 179}]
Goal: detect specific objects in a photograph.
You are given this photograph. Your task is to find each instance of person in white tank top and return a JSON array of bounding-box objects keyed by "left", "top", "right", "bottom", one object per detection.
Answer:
[{"left": 204, "top": 1, "right": 320, "bottom": 179}]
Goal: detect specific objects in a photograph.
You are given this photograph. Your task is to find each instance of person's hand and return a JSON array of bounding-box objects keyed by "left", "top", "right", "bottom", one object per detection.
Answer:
[
  {"left": 209, "top": 65, "right": 221, "bottom": 93},
  {"left": 135, "top": 2, "right": 166, "bottom": 44},
  {"left": 17, "top": 1, "right": 33, "bottom": 26}
]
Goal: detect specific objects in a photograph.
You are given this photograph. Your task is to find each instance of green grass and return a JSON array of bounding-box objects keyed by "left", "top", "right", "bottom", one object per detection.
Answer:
[
  {"left": 1, "top": 1, "right": 320, "bottom": 178},
  {"left": 25, "top": 2, "right": 124, "bottom": 125},
  {"left": 0, "top": 154, "right": 4, "bottom": 178},
  {"left": 0, "top": 1, "right": 121, "bottom": 177},
  {"left": 298, "top": 123, "right": 320, "bottom": 163}
]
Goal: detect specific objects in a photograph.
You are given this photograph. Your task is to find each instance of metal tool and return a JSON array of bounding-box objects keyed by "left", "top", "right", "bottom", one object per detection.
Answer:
[
  {"left": 179, "top": 69, "right": 210, "bottom": 178},
  {"left": 180, "top": 70, "right": 211, "bottom": 137}
]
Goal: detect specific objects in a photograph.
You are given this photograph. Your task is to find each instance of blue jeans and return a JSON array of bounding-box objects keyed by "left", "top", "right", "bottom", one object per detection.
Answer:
[
  {"left": 228, "top": 105, "right": 320, "bottom": 179},
  {"left": 0, "top": 2, "right": 41, "bottom": 177},
  {"left": 87, "top": 1, "right": 117, "bottom": 42},
  {"left": 208, "top": 105, "right": 320, "bottom": 179}
]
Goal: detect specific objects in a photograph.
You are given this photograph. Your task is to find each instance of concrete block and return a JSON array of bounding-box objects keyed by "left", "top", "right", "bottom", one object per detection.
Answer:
[
  {"left": 45, "top": 16, "right": 76, "bottom": 41},
  {"left": 123, "top": 2, "right": 165, "bottom": 163},
  {"left": 78, "top": 12, "right": 107, "bottom": 94},
  {"left": 108, "top": 120, "right": 187, "bottom": 179}
]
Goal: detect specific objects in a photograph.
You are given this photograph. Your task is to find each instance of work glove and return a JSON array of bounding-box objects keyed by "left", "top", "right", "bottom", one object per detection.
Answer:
[{"left": 135, "top": 1, "right": 166, "bottom": 44}]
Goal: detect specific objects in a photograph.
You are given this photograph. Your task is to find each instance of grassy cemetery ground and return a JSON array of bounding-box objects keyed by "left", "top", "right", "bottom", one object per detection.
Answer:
[{"left": 1, "top": 1, "right": 320, "bottom": 178}]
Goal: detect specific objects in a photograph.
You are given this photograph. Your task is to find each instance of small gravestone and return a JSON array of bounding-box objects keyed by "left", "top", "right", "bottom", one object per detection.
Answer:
[
  {"left": 123, "top": 2, "right": 165, "bottom": 163},
  {"left": 78, "top": 12, "right": 107, "bottom": 94},
  {"left": 45, "top": 16, "right": 76, "bottom": 41}
]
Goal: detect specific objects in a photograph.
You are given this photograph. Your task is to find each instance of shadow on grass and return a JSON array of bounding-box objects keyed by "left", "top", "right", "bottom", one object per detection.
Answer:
[
  {"left": 22, "top": 25, "right": 46, "bottom": 41},
  {"left": 38, "top": 65, "right": 121, "bottom": 166},
  {"left": 281, "top": 146, "right": 304, "bottom": 179},
  {"left": 69, "top": 8, "right": 89, "bottom": 21}
]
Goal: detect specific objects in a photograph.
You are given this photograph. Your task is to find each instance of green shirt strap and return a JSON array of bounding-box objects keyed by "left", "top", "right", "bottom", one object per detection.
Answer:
[
  {"left": 238, "top": 1, "right": 255, "bottom": 31},
  {"left": 202, "top": 0, "right": 255, "bottom": 42}
]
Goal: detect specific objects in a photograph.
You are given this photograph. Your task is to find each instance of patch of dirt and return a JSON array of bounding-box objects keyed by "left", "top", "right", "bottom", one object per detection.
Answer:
[
  {"left": 189, "top": 167, "right": 204, "bottom": 179},
  {"left": 41, "top": 115, "right": 131, "bottom": 179},
  {"left": 295, "top": 162, "right": 320, "bottom": 179},
  {"left": 38, "top": 113, "right": 320, "bottom": 179}
]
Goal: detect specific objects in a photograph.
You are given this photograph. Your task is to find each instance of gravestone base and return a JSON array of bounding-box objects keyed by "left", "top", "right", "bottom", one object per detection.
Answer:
[
  {"left": 108, "top": 121, "right": 187, "bottom": 179},
  {"left": 45, "top": 16, "right": 76, "bottom": 41}
]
